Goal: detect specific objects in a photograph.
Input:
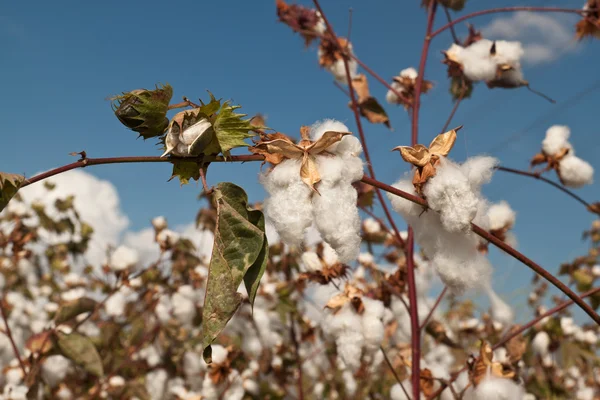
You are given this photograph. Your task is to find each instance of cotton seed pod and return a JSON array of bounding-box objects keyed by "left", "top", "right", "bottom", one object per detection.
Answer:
[
  {"left": 162, "top": 109, "right": 215, "bottom": 157},
  {"left": 111, "top": 84, "right": 173, "bottom": 139}
]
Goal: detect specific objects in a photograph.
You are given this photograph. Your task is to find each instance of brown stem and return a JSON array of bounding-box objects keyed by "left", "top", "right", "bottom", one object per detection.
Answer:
[
  {"left": 431, "top": 7, "right": 589, "bottom": 39},
  {"left": 443, "top": 7, "right": 461, "bottom": 45},
  {"left": 419, "top": 286, "right": 448, "bottom": 331},
  {"left": 290, "top": 317, "right": 304, "bottom": 400},
  {"left": 0, "top": 297, "right": 26, "bottom": 375},
  {"left": 495, "top": 166, "right": 591, "bottom": 209},
  {"left": 441, "top": 88, "right": 465, "bottom": 133},
  {"left": 360, "top": 175, "right": 600, "bottom": 325},
  {"left": 381, "top": 346, "right": 411, "bottom": 399},
  {"left": 21, "top": 155, "right": 264, "bottom": 188}
]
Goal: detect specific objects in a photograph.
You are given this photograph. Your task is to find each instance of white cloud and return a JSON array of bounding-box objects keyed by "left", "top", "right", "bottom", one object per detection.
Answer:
[{"left": 483, "top": 12, "right": 580, "bottom": 65}]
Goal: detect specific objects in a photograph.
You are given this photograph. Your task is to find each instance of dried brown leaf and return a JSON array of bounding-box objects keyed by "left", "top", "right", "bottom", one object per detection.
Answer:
[
  {"left": 309, "top": 131, "right": 350, "bottom": 154},
  {"left": 420, "top": 369, "right": 435, "bottom": 398},
  {"left": 351, "top": 74, "right": 371, "bottom": 103},
  {"left": 429, "top": 128, "right": 459, "bottom": 157},
  {"left": 394, "top": 144, "right": 431, "bottom": 167},
  {"left": 300, "top": 153, "right": 321, "bottom": 194},
  {"left": 505, "top": 326, "right": 527, "bottom": 363}
]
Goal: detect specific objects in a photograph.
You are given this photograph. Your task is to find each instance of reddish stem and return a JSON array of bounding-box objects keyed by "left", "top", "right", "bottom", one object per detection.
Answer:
[
  {"left": 441, "top": 88, "right": 465, "bottom": 133},
  {"left": 419, "top": 286, "right": 448, "bottom": 331},
  {"left": 360, "top": 175, "right": 600, "bottom": 326},
  {"left": 431, "top": 7, "right": 588, "bottom": 39},
  {"left": 495, "top": 166, "right": 591, "bottom": 209},
  {"left": 0, "top": 298, "right": 26, "bottom": 375}
]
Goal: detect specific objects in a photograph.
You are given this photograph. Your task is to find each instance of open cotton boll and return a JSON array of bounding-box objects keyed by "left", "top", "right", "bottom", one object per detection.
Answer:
[
  {"left": 471, "top": 376, "right": 524, "bottom": 400},
  {"left": 109, "top": 245, "right": 139, "bottom": 271},
  {"left": 310, "top": 120, "right": 363, "bottom": 157},
  {"left": 400, "top": 67, "right": 418, "bottom": 80},
  {"left": 361, "top": 298, "right": 385, "bottom": 353},
  {"left": 390, "top": 381, "right": 412, "bottom": 400},
  {"left": 485, "top": 285, "right": 514, "bottom": 326},
  {"left": 492, "top": 40, "right": 525, "bottom": 66},
  {"left": 386, "top": 81, "right": 404, "bottom": 104},
  {"left": 460, "top": 156, "right": 499, "bottom": 190},
  {"left": 424, "top": 158, "right": 479, "bottom": 232},
  {"left": 532, "top": 331, "right": 551, "bottom": 356},
  {"left": 432, "top": 244, "right": 492, "bottom": 293},
  {"left": 487, "top": 201, "right": 516, "bottom": 231},
  {"left": 312, "top": 181, "right": 361, "bottom": 263},
  {"left": 261, "top": 160, "right": 313, "bottom": 248},
  {"left": 542, "top": 125, "right": 572, "bottom": 155},
  {"left": 559, "top": 155, "right": 594, "bottom": 188}
]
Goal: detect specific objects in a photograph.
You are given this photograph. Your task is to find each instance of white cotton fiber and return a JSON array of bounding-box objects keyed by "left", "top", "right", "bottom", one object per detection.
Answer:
[
  {"left": 531, "top": 331, "right": 550, "bottom": 356},
  {"left": 485, "top": 285, "right": 514, "bottom": 327},
  {"left": 470, "top": 376, "right": 524, "bottom": 400},
  {"left": 487, "top": 201, "right": 515, "bottom": 231},
  {"left": 261, "top": 159, "right": 313, "bottom": 248},
  {"left": 542, "top": 125, "right": 572, "bottom": 156},
  {"left": 386, "top": 81, "right": 404, "bottom": 104},
  {"left": 559, "top": 155, "right": 594, "bottom": 188},
  {"left": 424, "top": 158, "right": 479, "bottom": 233},
  {"left": 460, "top": 156, "right": 499, "bottom": 190}
]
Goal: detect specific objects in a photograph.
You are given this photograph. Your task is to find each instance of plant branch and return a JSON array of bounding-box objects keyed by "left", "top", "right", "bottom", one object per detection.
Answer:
[
  {"left": 381, "top": 346, "right": 411, "bottom": 399},
  {"left": 349, "top": 55, "right": 412, "bottom": 106},
  {"left": 441, "top": 88, "right": 465, "bottom": 133},
  {"left": 431, "top": 7, "right": 589, "bottom": 39},
  {"left": 443, "top": 7, "right": 461, "bottom": 44},
  {"left": 0, "top": 297, "right": 26, "bottom": 375},
  {"left": 360, "top": 175, "right": 600, "bottom": 325},
  {"left": 495, "top": 166, "right": 592, "bottom": 209},
  {"left": 419, "top": 286, "right": 448, "bottom": 331}
]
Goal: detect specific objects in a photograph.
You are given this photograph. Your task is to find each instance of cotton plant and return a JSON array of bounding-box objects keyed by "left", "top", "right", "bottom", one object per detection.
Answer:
[
  {"left": 253, "top": 119, "right": 364, "bottom": 263},
  {"left": 478, "top": 200, "right": 518, "bottom": 253},
  {"left": 317, "top": 37, "right": 358, "bottom": 84},
  {"left": 388, "top": 128, "right": 497, "bottom": 292},
  {"left": 530, "top": 125, "right": 594, "bottom": 188}
]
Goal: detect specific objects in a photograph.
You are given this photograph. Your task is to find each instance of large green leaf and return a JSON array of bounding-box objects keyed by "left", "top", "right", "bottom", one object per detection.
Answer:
[
  {"left": 0, "top": 172, "right": 25, "bottom": 213},
  {"left": 55, "top": 297, "right": 97, "bottom": 324},
  {"left": 55, "top": 331, "right": 104, "bottom": 377},
  {"left": 201, "top": 183, "right": 268, "bottom": 362},
  {"left": 169, "top": 160, "right": 201, "bottom": 185}
]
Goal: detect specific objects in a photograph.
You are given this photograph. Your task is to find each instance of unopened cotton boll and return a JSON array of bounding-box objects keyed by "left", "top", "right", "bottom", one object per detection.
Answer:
[
  {"left": 559, "top": 155, "right": 594, "bottom": 188},
  {"left": 109, "top": 245, "right": 139, "bottom": 271},
  {"left": 472, "top": 376, "right": 524, "bottom": 400},
  {"left": 542, "top": 125, "right": 572, "bottom": 155},
  {"left": 531, "top": 331, "right": 551, "bottom": 356},
  {"left": 424, "top": 158, "right": 479, "bottom": 232}
]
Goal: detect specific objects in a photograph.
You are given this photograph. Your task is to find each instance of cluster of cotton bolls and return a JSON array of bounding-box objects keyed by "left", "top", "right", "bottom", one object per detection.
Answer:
[
  {"left": 388, "top": 156, "right": 498, "bottom": 293},
  {"left": 539, "top": 125, "right": 594, "bottom": 188},
  {"left": 446, "top": 39, "right": 525, "bottom": 86},
  {"left": 318, "top": 42, "right": 358, "bottom": 83},
  {"left": 385, "top": 67, "right": 418, "bottom": 104},
  {"left": 261, "top": 119, "right": 364, "bottom": 263}
]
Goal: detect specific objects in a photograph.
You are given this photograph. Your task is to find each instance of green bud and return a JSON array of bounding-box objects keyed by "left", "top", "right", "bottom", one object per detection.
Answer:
[{"left": 111, "top": 83, "right": 173, "bottom": 139}]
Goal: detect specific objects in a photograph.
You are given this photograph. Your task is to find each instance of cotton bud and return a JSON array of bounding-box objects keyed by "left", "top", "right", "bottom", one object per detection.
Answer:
[{"left": 111, "top": 84, "right": 172, "bottom": 139}]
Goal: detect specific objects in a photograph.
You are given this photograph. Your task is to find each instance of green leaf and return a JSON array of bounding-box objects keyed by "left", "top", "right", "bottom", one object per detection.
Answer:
[
  {"left": 169, "top": 160, "right": 201, "bottom": 185},
  {"left": 201, "top": 183, "right": 267, "bottom": 361},
  {"left": 55, "top": 331, "right": 104, "bottom": 377},
  {"left": 55, "top": 297, "right": 97, "bottom": 324},
  {"left": 211, "top": 102, "right": 256, "bottom": 155},
  {"left": 0, "top": 172, "right": 25, "bottom": 213}
]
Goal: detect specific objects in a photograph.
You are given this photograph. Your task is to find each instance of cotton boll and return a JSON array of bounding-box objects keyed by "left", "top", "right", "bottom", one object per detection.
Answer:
[
  {"left": 486, "top": 286, "right": 514, "bottom": 326},
  {"left": 146, "top": 369, "right": 168, "bottom": 400},
  {"left": 336, "top": 331, "right": 363, "bottom": 372},
  {"left": 386, "top": 81, "right": 404, "bottom": 104},
  {"left": 41, "top": 355, "right": 71, "bottom": 387},
  {"left": 559, "top": 155, "right": 594, "bottom": 188},
  {"left": 487, "top": 201, "right": 515, "bottom": 231},
  {"left": 532, "top": 331, "right": 550, "bottom": 356},
  {"left": 262, "top": 161, "right": 313, "bottom": 248},
  {"left": 472, "top": 376, "right": 524, "bottom": 400},
  {"left": 432, "top": 248, "right": 492, "bottom": 293},
  {"left": 105, "top": 291, "right": 127, "bottom": 317},
  {"left": 342, "top": 370, "right": 357, "bottom": 396},
  {"left": 390, "top": 381, "right": 412, "bottom": 400},
  {"left": 576, "top": 387, "right": 594, "bottom": 400},
  {"left": 542, "top": 125, "right": 572, "bottom": 156},
  {"left": 460, "top": 156, "right": 498, "bottom": 190},
  {"left": 424, "top": 158, "right": 479, "bottom": 232},
  {"left": 388, "top": 177, "right": 426, "bottom": 220},
  {"left": 493, "top": 40, "right": 524, "bottom": 65},
  {"left": 301, "top": 251, "right": 322, "bottom": 272},
  {"left": 109, "top": 245, "right": 139, "bottom": 271},
  {"left": 312, "top": 179, "right": 361, "bottom": 263},
  {"left": 401, "top": 67, "right": 418, "bottom": 80},
  {"left": 361, "top": 298, "right": 385, "bottom": 352},
  {"left": 310, "top": 119, "right": 350, "bottom": 143}
]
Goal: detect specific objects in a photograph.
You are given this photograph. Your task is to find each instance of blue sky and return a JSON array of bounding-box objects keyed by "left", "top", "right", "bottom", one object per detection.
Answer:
[{"left": 2, "top": 0, "right": 600, "bottom": 319}]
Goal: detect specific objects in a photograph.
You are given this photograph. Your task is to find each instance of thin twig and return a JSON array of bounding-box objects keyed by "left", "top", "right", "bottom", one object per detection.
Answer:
[
  {"left": 290, "top": 317, "right": 304, "bottom": 400},
  {"left": 0, "top": 297, "right": 26, "bottom": 375},
  {"left": 441, "top": 88, "right": 465, "bottom": 133},
  {"left": 443, "top": 7, "right": 460, "bottom": 44},
  {"left": 431, "top": 7, "right": 590, "bottom": 38},
  {"left": 419, "top": 286, "right": 448, "bottom": 331},
  {"left": 495, "top": 166, "right": 592, "bottom": 209},
  {"left": 381, "top": 346, "right": 411, "bottom": 400}
]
